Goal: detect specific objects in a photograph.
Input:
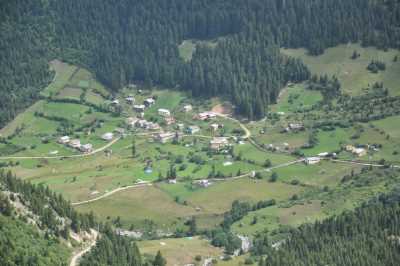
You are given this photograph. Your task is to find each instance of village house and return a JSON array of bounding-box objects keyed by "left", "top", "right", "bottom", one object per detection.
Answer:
[
  {"left": 102, "top": 132, "right": 114, "bottom": 141},
  {"left": 147, "top": 122, "right": 161, "bottom": 130},
  {"left": 183, "top": 105, "right": 192, "bottom": 112},
  {"left": 136, "top": 119, "right": 149, "bottom": 128},
  {"left": 210, "top": 123, "right": 220, "bottom": 131},
  {"left": 144, "top": 98, "right": 155, "bottom": 107},
  {"left": 196, "top": 179, "right": 211, "bottom": 188},
  {"left": 126, "top": 117, "right": 139, "bottom": 128},
  {"left": 186, "top": 125, "right": 200, "bottom": 134},
  {"left": 79, "top": 143, "right": 93, "bottom": 153},
  {"left": 210, "top": 137, "right": 229, "bottom": 151},
  {"left": 158, "top": 108, "right": 171, "bottom": 117},
  {"left": 353, "top": 148, "right": 367, "bottom": 157},
  {"left": 68, "top": 139, "right": 81, "bottom": 149},
  {"left": 154, "top": 132, "right": 175, "bottom": 143},
  {"left": 136, "top": 119, "right": 148, "bottom": 128},
  {"left": 287, "top": 123, "right": 304, "bottom": 131},
  {"left": 346, "top": 145, "right": 367, "bottom": 157},
  {"left": 305, "top": 157, "right": 321, "bottom": 165},
  {"left": 176, "top": 123, "right": 185, "bottom": 130},
  {"left": 136, "top": 119, "right": 161, "bottom": 130},
  {"left": 58, "top": 136, "right": 70, "bottom": 144},
  {"left": 164, "top": 116, "right": 176, "bottom": 125},
  {"left": 111, "top": 99, "right": 120, "bottom": 105},
  {"left": 168, "top": 178, "right": 177, "bottom": 184},
  {"left": 133, "top": 104, "right": 145, "bottom": 112},
  {"left": 196, "top": 111, "right": 217, "bottom": 121},
  {"left": 114, "top": 128, "right": 125, "bottom": 135},
  {"left": 318, "top": 152, "right": 330, "bottom": 157},
  {"left": 125, "top": 96, "right": 135, "bottom": 104}
]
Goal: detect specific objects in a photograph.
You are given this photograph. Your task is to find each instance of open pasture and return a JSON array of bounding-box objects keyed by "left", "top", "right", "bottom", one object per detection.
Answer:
[
  {"left": 282, "top": 44, "right": 400, "bottom": 95},
  {"left": 139, "top": 236, "right": 222, "bottom": 266}
]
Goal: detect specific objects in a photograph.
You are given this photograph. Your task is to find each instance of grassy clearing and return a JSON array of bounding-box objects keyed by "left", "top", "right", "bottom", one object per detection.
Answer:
[
  {"left": 271, "top": 84, "right": 322, "bottom": 113},
  {"left": 178, "top": 40, "right": 197, "bottom": 62},
  {"left": 372, "top": 116, "right": 400, "bottom": 140},
  {"left": 85, "top": 89, "right": 106, "bottom": 105},
  {"left": 282, "top": 44, "right": 400, "bottom": 95},
  {"left": 183, "top": 178, "right": 303, "bottom": 215},
  {"left": 274, "top": 161, "right": 361, "bottom": 187},
  {"left": 73, "top": 178, "right": 303, "bottom": 231},
  {"left": 0, "top": 101, "right": 46, "bottom": 137},
  {"left": 40, "top": 60, "right": 77, "bottom": 97},
  {"left": 301, "top": 128, "right": 353, "bottom": 156},
  {"left": 233, "top": 143, "right": 296, "bottom": 165},
  {"left": 138, "top": 236, "right": 222, "bottom": 266},
  {"left": 233, "top": 167, "right": 400, "bottom": 237},
  {"left": 178, "top": 39, "right": 219, "bottom": 62},
  {"left": 144, "top": 90, "right": 185, "bottom": 118},
  {"left": 76, "top": 185, "right": 198, "bottom": 230},
  {"left": 232, "top": 201, "right": 324, "bottom": 236}
]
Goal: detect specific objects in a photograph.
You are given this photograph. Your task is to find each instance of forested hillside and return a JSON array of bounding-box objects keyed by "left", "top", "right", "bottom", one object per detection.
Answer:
[
  {"left": 0, "top": 170, "right": 148, "bottom": 265},
  {"left": 0, "top": 213, "right": 70, "bottom": 265},
  {"left": 255, "top": 189, "right": 400, "bottom": 266},
  {"left": 79, "top": 226, "right": 143, "bottom": 266},
  {"left": 0, "top": 0, "right": 53, "bottom": 127},
  {"left": 1, "top": 0, "right": 400, "bottom": 123}
]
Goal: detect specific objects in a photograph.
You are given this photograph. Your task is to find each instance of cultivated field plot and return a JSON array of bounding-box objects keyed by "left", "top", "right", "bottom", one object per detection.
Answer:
[{"left": 40, "top": 60, "right": 78, "bottom": 97}]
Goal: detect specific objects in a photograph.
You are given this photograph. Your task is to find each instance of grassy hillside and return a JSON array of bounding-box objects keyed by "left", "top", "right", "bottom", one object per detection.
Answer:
[{"left": 282, "top": 44, "right": 400, "bottom": 95}]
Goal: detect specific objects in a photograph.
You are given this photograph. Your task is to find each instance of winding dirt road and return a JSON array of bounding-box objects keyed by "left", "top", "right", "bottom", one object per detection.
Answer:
[
  {"left": 72, "top": 182, "right": 152, "bottom": 206},
  {"left": 69, "top": 229, "right": 98, "bottom": 266}
]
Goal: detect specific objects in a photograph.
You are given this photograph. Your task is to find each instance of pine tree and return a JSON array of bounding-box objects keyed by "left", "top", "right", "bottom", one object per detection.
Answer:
[{"left": 153, "top": 251, "right": 166, "bottom": 266}]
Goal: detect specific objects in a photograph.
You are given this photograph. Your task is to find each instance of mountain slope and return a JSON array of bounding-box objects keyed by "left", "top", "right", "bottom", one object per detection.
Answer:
[
  {"left": 0, "top": 213, "right": 70, "bottom": 266},
  {"left": 1, "top": 0, "right": 400, "bottom": 125}
]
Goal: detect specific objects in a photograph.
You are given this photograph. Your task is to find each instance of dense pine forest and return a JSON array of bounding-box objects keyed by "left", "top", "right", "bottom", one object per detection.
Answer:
[
  {"left": 255, "top": 188, "right": 400, "bottom": 266},
  {"left": 1, "top": 0, "right": 400, "bottom": 125}
]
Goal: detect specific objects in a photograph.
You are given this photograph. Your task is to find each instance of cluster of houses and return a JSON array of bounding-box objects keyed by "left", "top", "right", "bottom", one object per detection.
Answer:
[
  {"left": 209, "top": 137, "right": 229, "bottom": 151},
  {"left": 57, "top": 136, "right": 93, "bottom": 153},
  {"left": 125, "top": 117, "right": 161, "bottom": 130},
  {"left": 168, "top": 178, "right": 212, "bottom": 188},
  {"left": 345, "top": 145, "right": 367, "bottom": 157},
  {"left": 195, "top": 111, "right": 217, "bottom": 121},
  {"left": 130, "top": 97, "right": 156, "bottom": 114},
  {"left": 101, "top": 132, "right": 114, "bottom": 141},
  {"left": 153, "top": 132, "right": 178, "bottom": 143}
]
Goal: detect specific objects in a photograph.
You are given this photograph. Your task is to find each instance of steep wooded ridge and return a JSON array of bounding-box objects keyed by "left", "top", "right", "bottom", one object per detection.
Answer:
[
  {"left": 1, "top": 0, "right": 399, "bottom": 125},
  {"left": 255, "top": 188, "right": 400, "bottom": 266},
  {"left": 0, "top": 170, "right": 93, "bottom": 265},
  {"left": 0, "top": 170, "right": 147, "bottom": 266}
]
